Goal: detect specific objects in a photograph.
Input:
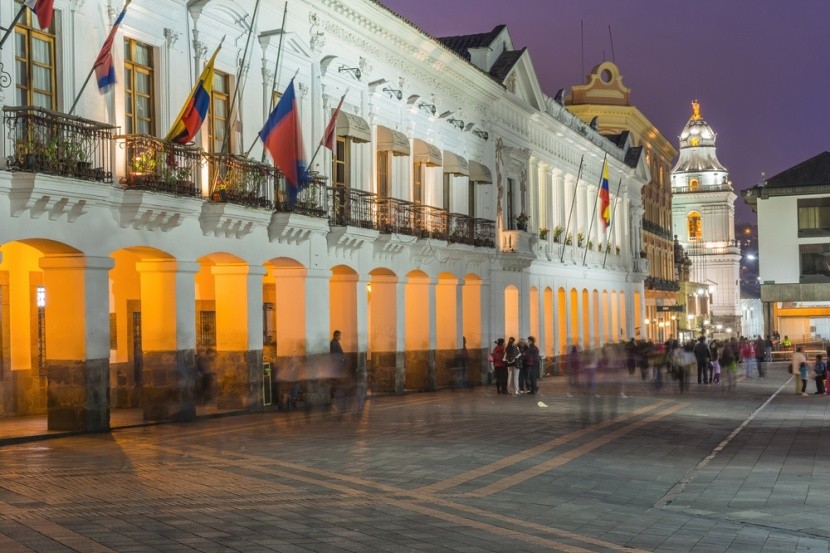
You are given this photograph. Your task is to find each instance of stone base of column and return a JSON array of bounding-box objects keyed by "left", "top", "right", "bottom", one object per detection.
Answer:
[
  {"left": 404, "top": 350, "right": 429, "bottom": 391},
  {"left": 395, "top": 352, "right": 405, "bottom": 395},
  {"left": 428, "top": 349, "right": 436, "bottom": 391},
  {"left": 434, "top": 349, "right": 458, "bottom": 387},
  {"left": 367, "top": 352, "right": 397, "bottom": 394},
  {"left": 141, "top": 350, "right": 196, "bottom": 422},
  {"left": 47, "top": 358, "right": 110, "bottom": 432},
  {"left": 215, "top": 350, "right": 263, "bottom": 411}
]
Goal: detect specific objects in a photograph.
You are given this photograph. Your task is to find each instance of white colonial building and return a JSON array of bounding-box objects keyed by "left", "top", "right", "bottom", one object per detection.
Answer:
[
  {"left": 0, "top": 0, "right": 647, "bottom": 430},
  {"left": 671, "top": 101, "right": 741, "bottom": 335},
  {"left": 743, "top": 151, "right": 830, "bottom": 341}
]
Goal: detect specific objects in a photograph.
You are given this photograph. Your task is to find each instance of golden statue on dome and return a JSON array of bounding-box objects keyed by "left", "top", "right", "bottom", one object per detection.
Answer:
[{"left": 692, "top": 99, "right": 701, "bottom": 120}]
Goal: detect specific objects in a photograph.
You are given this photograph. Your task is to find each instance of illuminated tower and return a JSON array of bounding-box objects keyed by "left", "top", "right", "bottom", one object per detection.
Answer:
[{"left": 671, "top": 101, "right": 741, "bottom": 336}]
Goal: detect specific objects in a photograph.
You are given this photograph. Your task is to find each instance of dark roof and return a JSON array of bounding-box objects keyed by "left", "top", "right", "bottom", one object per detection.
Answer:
[
  {"left": 436, "top": 25, "right": 506, "bottom": 59},
  {"left": 624, "top": 146, "right": 643, "bottom": 168},
  {"left": 489, "top": 48, "right": 525, "bottom": 82},
  {"left": 766, "top": 151, "right": 830, "bottom": 188},
  {"left": 606, "top": 131, "right": 630, "bottom": 149}
]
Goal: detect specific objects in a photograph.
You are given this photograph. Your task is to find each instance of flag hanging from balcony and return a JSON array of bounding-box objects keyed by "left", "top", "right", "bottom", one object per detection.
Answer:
[
  {"left": 259, "top": 78, "right": 308, "bottom": 204},
  {"left": 599, "top": 157, "right": 611, "bottom": 229},
  {"left": 320, "top": 93, "right": 345, "bottom": 152},
  {"left": 165, "top": 44, "right": 221, "bottom": 144},
  {"left": 93, "top": 0, "right": 130, "bottom": 92},
  {"left": 24, "top": 0, "right": 54, "bottom": 29}
]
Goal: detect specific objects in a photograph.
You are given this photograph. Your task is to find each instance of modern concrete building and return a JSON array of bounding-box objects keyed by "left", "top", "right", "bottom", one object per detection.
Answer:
[
  {"left": 0, "top": 1, "right": 648, "bottom": 429},
  {"left": 671, "top": 101, "right": 741, "bottom": 336},
  {"left": 743, "top": 151, "right": 830, "bottom": 341},
  {"left": 567, "top": 61, "right": 679, "bottom": 341}
]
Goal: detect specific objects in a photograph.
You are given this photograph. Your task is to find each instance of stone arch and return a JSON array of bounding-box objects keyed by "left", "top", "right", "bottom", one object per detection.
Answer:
[
  {"left": 557, "top": 287, "right": 567, "bottom": 354},
  {"left": 504, "top": 284, "right": 519, "bottom": 341},
  {"left": 592, "top": 289, "right": 600, "bottom": 347},
  {"left": 404, "top": 269, "right": 430, "bottom": 390},
  {"left": 581, "top": 289, "right": 590, "bottom": 348},
  {"left": 544, "top": 287, "right": 554, "bottom": 358},
  {"left": 368, "top": 267, "right": 398, "bottom": 394}
]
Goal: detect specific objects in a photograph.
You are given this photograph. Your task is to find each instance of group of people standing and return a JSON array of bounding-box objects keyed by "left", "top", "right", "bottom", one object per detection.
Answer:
[
  {"left": 490, "top": 337, "right": 541, "bottom": 395},
  {"left": 790, "top": 347, "right": 828, "bottom": 396}
]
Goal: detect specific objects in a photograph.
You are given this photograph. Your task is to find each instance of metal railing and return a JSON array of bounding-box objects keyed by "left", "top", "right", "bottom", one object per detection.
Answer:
[
  {"left": 4, "top": 105, "right": 116, "bottom": 182},
  {"left": 204, "top": 153, "right": 275, "bottom": 208},
  {"left": 473, "top": 218, "right": 496, "bottom": 247},
  {"left": 329, "top": 186, "right": 378, "bottom": 229},
  {"left": 116, "top": 134, "right": 201, "bottom": 197},
  {"left": 378, "top": 196, "right": 417, "bottom": 236},
  {"left": 448, "top": 213, "right": 475, "bottom": 245},
  {"left": 642, "top": 218, "right": 673, "bottom": 240},
  {"left": 672, "top": 184, "right": 733, "bottom": 195},
  {"left": 684, "top": 240, "right": 741, "bottom": 256},
  {"left": 275, "top": 175, "right": 329, "bottom": 218},
  {"left": 414, "top": 204, "right": 448, "bottom": 240}
]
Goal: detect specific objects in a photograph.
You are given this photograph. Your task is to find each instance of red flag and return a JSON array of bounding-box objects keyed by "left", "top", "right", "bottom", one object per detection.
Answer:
[
  {"left": 24, "top": 0, "right": 54, "bottom": 30},
  {"left": 93, "top": 1, "right": 130, "bottom": 92},
  {"left": 321, "top": 94, "right": 345, "bottom": 152}
]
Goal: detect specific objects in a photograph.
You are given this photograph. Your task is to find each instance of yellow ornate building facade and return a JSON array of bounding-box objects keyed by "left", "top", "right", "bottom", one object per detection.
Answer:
[{"left": 568, "top": 62, "right": 679, "bottom": 341}]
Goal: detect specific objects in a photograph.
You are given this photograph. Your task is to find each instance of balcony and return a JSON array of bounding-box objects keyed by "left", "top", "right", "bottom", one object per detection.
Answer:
[
  {"left": 117, "top": 134, "right": 201, "bottom": 197},
  {"left": 204, "top": 153, "right": 274, "bottom": 209},
  {"left": 329, "top": 186, "right": 378, "bottom": 229},
  {"left": 673, "top": 184, "right": 733, "bottom": 195},
  {"left": 684, "top": 240, "right": 741, "bottom": 256},
  {"left": 645, "top": 277, "right": 681, "bottom": 292},
  {"left": 642, "top": 218, "right": 673, "bottom": 240},
  {"left": 413, "top": 204, "right": 448, "bottom": 240},
  {"left": 4, "top": 105, "right": 116, "bottom": 182},
  {"left": 378, "top": 197, "right": 417, "bottom": 236}
]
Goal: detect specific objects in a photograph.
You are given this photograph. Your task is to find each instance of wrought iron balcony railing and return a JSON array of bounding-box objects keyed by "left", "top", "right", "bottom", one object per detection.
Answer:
[
  {"left": 448, "top": 213, "right": 475, "bottom": 245},
  {"left": 378, "top": 196, "right": 417, "bottom": 236},
  {"left": 204, "top": 153, "right": 275, "bottom": 208},
  {"left": 642, "top": 218, "right": 673, "bottom": 240},
  {"left": 4, "top": 105, "right": 116, "bottom": 182},
  {"left": 274, "top": 175, "right": 328, "bottom": 218},
  {"left": 473, "top": 219, "right": 496, "bottom": 248},
  {"left": 116, "top": 134, "right": 201, "bottom": 197},
  {"left": 413, "top": 204, "right": 448, "bottom": 240},
  {"left": 329, "top": 186, "right": 378, "bottom": 229}
]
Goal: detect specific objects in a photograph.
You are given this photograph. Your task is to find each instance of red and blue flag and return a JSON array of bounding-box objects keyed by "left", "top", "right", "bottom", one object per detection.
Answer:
[
  {"left": 599, "top": 158, "right": 611, "bottom": 229},
  {"left": 259, "top": 79, "right": 308, "bottom": 203},
  {"left": 165, "top": 45, "right": 220, "bottom": 144},
  {"left": 24, "top": 0, "right": 54, "bottom": 30},
  {"left": 93, "top": 1, "right": 130, "bottom": 92}
]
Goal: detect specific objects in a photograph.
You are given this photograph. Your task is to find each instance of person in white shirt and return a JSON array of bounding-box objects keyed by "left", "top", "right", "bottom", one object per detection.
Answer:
[{"left": 791, "top": 347, "right": 808, "bottom": 395}]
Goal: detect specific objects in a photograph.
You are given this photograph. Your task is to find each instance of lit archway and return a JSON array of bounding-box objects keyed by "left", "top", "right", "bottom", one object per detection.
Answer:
[
  {"left": 368, "top": 267, "right": 397, "bottom": 394},
  {"left": 687, "top": 211, "right": 702, "bottom": 241},
  {"left": 529, "top": 286, "right": 539, "bottom": 342},
  {"left": 504, "top": 285, "right": 519, "bottom": 340},
  {"left": 569, "top": 288, "right": 579, "bottom": 349},
  {"left": 544, "top": 287, "right": 554, "bottom": 358},
  {"left": 592, "top": 289, "right": 600, "bottom": 347},
  {"left": 557, "top": 287, "right": 567, "bottom": 354},
  {"left": 581, "top": 289, "right": 590, "bottom": 348},
  {"left": 404, "top": 270, "right": 430, "bottom": 390}
]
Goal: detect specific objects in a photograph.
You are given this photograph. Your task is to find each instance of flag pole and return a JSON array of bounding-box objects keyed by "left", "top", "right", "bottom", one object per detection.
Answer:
[
  {"left": 67, "top": 0, "right": 132, "bottom": 116},
  {"left": 246, "top": 1, "right": 288, "bottom": 161},
  {"left": 559, "top": 155, "right": 584, "bottom": 263},
  {"left": 0, "top": 5, "right": 27, "bottom": 50},
  {"left": 602, "top": 177, "right": 623, "bottom": 269},
  {"left": 220, "top": 0, "right": 260, "bottom": 158},
  {"left": 307, "top": 90, "right": 346, "bottom": 170},
  {"left": 582, "top": 152, "right": 608, "bottom": 265},
  {"left": 582, "top": 153, "right": 607, "bottom": 266}
]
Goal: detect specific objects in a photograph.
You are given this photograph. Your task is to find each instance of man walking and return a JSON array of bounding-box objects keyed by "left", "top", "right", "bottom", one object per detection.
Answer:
[{"left": 693, "top": 336, "right": 711, "bottom": 384}]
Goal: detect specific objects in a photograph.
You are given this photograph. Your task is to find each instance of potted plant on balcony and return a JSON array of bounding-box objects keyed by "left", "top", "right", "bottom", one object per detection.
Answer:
[
  {"left": 128, "top": 150, "right": 158, "bottom": 187},
  {"left": 552, "top": 225, "right": 564, "bottom": 243},
  {"left": 615, "top": 245, "right": 621, "bottom": 255},
  {"left": 565, "top": 233, "right": 572, "bottom": 245},
  {"left": 174, "top": 166, "right": 194, "bottom": 196},
  {"left": 577, "top": 231, "right": 585, "bottom": 247},
  {"left": 515, "top": 212, "right": 529, "bottom": 231},
  {"left": 539, "top": 227, "right": 549, "bottom": 240},
  {"left": 587, "top": 239, "right": 594, "bottom": 250}
]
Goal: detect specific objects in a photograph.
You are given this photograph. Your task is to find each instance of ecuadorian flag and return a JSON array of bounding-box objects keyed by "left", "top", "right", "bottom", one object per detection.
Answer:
[
  {"left": 259, "top": 79, "right": 308, "bottom": 204},
  {"left": 599, "top": 158, "right": 611, "bottom": 229},
  {"left": 165, "top": 45, "right": 220, "bottom": 144}
]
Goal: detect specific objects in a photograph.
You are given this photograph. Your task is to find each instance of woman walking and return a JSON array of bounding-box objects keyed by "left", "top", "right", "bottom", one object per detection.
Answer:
[{"left": 492, "top": 339, "right": 507, "bottom": 394}]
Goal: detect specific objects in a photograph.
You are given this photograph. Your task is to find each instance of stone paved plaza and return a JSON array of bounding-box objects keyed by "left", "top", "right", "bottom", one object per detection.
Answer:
[{"left": 1, "top": 365, "right": 829, "bottom": 552}]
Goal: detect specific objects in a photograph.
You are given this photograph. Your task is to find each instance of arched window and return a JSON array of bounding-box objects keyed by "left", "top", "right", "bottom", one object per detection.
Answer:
[
  {"left": 689, "top": 178, "right": 699, "bottom": 191},
  {"left": 687, "top": 211, "right": 702, "bottom": 241}
]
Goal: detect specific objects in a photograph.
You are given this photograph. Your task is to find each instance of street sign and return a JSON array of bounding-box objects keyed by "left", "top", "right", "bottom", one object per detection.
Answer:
[{"left": 657, "top": 305, "right": 684, "bottom": 312}]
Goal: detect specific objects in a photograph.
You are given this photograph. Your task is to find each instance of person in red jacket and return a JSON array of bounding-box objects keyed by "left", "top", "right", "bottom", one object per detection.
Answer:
[{"left": 491, "top": 339, "right": 507, "bottom": 394}]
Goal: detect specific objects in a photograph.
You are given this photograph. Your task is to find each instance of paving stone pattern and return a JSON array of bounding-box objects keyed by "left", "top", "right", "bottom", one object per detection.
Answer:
[{"left": 1, "top": 364, "right": 829, "bottom": 552}]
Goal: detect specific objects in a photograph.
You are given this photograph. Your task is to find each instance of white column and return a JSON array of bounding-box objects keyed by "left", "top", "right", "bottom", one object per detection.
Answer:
[
  {"left": 305, "top": 268, "right": 332, "bottom": 354},
  {"left": 455, "top": 278, "right": 465, "bottom": 348},
  {"left": 428, "top": 277, "right": 437, "bottom": 351},
  {"left": 356, "top": 274, "right": 370, "bottom": 353}
]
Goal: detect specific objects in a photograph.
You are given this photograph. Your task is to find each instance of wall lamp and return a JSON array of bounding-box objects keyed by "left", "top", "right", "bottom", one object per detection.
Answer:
[
  {"left": 338, "top": 66, "right": 362, "bottom": 81},
  {"left": 383, "top": 87, "right": 403, "bottom": 101},
  {"left": 473, "top": 129, "right": 489, "bottom": 140},
  {"left": 447, "top": 117, "right": 465, "bottom": 129},
  {"left": 418, "top": 102, "right": 436, "bottom": 116}
]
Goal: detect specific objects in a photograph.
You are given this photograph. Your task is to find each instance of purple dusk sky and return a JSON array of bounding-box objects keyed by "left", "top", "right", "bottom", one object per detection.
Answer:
[{"left": 378, "top": 0, "right": 830, "bottom": 223}]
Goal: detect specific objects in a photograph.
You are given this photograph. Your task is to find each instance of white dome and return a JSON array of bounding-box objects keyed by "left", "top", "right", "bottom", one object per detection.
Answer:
[{"left": 673, "top": 100, "right": 727, "bottom": 173}]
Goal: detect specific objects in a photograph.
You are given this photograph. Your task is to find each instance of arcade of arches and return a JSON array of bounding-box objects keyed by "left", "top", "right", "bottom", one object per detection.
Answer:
[{"left": 0, "top": 240, "right": 638, "bottom": 431}]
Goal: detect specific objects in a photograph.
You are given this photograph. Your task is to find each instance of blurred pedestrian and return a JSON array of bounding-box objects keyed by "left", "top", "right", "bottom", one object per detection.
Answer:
[
  {"left": 492, "top": 339, "right": 507, "bottom": 394},
  {"left": 791, "top": 346, "right": 807, "bottom": 396},
  {"left": 505, "top": 337, "right": 520, "bottom": 395},
  {"left": 814, "top": 354, "right": 826, "bottom": 395},
  {"left": 694, "top": 336, "right": 711, "bottom": 384},
  {"left": 525, "top": 336, "right": 540, "bottom": 394}
]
